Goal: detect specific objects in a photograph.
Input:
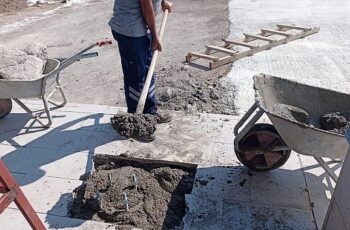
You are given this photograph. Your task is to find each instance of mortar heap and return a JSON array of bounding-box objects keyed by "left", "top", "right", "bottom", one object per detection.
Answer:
[
  {"left": 0, "top": 44, "right": 47, "bottom": 81},
  {"left": 110, "top": 113, "right": 158, "bottom": 138},
  {"left": 70, "top": 161, "right": 196, "bottom": 229}
]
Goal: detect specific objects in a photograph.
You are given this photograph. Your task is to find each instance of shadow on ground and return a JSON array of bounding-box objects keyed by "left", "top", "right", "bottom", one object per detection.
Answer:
[
  {"left": 1, "top": 112, "right": 125, "bottom": 186},
  {"left": 46, "top": 161, "right": 341, "bottom": 229}
]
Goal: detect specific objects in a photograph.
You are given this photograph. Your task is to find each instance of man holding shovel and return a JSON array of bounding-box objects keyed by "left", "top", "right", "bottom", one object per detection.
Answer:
[{"left": 109, "top": 0, "right": 173, "bottom": 141}]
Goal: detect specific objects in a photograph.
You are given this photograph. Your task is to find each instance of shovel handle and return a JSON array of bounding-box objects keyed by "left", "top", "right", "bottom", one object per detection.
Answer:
[{"left": 135, "top": 9, "right": 169, "bottom": 114}]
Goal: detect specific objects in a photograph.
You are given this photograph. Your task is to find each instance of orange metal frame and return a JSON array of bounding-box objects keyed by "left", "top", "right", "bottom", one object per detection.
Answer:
[{"left": 0, "top": 160, "right": 45, "bottom": 230}]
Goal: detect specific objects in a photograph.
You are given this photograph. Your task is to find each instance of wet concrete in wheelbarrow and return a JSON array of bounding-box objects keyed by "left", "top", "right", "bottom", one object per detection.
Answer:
[
  {"left": 69, "top": 158, "right": 196, "bottom": 230},
  {"left": 273, "top": 103, "right": 350, "bottom": 135}
]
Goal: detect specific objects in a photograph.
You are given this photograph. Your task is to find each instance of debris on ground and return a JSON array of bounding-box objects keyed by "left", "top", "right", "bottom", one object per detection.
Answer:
[
  {"left": 320, "top": 112, "right": 350, "bottom": 135},
  {"left": 70, "top": 161, "right": 196, "bottom": 229},
  {"left": 273, "top": 103, "right": 311, "bottom": 125},
  {"left": 0, "top": 44, "right": 47, "bottom": 81},
  {"left": 0, "top": 0, "right": 27, "bottom": 14},
  {"left": 156, "top": 66, "right": 236, "bottom": 115},
  {"left": 110, "top": 113, "right": 158, "bottom": 138}
]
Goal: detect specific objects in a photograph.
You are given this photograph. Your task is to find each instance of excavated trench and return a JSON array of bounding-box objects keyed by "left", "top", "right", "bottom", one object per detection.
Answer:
[{"left": 69, "top": 157, "right": 197, "bottom": 230}]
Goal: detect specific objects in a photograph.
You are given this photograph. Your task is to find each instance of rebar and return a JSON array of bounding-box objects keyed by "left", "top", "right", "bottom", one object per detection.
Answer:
[{"left": 123, "top": 192, "right": 129, "bottom": 212}]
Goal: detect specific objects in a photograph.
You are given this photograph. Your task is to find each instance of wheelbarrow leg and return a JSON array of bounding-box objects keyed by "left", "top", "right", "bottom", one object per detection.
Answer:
[
  {"left": 314, "top": 157, "right": 338, "bottom": 182},
  {"left": 13, "top": 98, "right": 52, "bottom": 128},
  {"left": 234, "top": 103, "right": 264, "bottom": 151},
  {"left": 46, "top": 73, "right": 68, "bottom": 108}
]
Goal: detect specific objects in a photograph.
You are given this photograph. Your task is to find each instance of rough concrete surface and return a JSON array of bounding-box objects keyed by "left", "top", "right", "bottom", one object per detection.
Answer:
[
  {"left": 110, "top": 114, "right": 157, "bottom": 138},
  {"left": 0, "top": 0, "right": 233, "bottom": 115},
  {"left": 0, "top": 101, "right": 329, "bottom": 230},
  {"left": 70, "top": 161, "right": 195, "bottom": 230},
  {"left": 226, "top": 0, "right": 350, "bottom": 115},
  {"left": 0, "top": 44, "right": 47, "bottom": 80}
]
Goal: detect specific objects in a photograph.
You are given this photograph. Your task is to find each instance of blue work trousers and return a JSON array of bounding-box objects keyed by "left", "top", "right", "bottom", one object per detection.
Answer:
[{"left": 112, "top": 30, "right": 157, "bottom": 114}]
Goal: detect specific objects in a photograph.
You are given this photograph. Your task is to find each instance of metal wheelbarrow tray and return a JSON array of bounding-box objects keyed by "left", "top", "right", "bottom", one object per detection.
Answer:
[
  {"left": 0, "top": 40, "right": 112, "bottom": 127},
  {"left": 234, "top": 74, "right": 350, "bottom": 181}
]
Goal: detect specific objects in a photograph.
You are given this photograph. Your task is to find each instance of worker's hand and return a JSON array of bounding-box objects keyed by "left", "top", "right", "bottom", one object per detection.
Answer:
[
  {"left": 151, "top": 36, "right": 162, "bottom": 51},
  {"left": 161, "top": 0, "right": 173, "bottom": 13}
]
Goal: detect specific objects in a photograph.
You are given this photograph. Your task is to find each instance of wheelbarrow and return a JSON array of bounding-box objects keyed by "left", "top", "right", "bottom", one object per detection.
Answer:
[
  {"left": 234, "top": 74, "right": 350, "bottom": 182},
  {"left": 0, "top": 40, "right": 112, "bottom": 127}
]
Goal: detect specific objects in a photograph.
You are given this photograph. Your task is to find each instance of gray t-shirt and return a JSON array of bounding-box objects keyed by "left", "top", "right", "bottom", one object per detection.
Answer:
[{"left": 109, "top": 0, "right": 161, "bottom": 37}]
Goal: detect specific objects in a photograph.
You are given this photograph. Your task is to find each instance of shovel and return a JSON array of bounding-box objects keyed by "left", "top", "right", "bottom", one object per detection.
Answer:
[{"left": 135, "top": 9, "right": 169, "bottom": 113}]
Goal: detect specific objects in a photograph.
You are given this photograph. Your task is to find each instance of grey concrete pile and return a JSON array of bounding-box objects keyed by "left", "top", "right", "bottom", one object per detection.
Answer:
[{"left": 0, "top": 43, "right": 47, "bottom": 81}]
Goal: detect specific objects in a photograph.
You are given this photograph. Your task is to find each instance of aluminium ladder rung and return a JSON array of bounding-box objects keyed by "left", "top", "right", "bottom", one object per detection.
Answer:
[
  {"left": 222, "top": 39, "right": 258, "bottom": 49},
  {"left": 277, "top": 24, "right": 311, "bottom": 31},
  {"left": 188, "top": 52, "right": 219, "bottom": 61},
  {"left": 244, "top": 33, "right": 276, "bottom": 42},
  {"left": 205, "top": 45, "right": 237, "bottom": 55},
  {"left": 261, "top": 29, "right": 292, "bottom": 37}
]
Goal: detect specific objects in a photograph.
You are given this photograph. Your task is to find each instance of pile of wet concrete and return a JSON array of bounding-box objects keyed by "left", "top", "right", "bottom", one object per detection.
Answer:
[
  {"left": 70, "top": 158, "right": 196, "bottom": 230},
  {"left": 273, "top": 104, "right": 350, "bottom": 135},
  {"left": 156, "top": 66, "right": 236, "bottom": 115},
  {"left": 110, "top": 113, "right": 158, "bottom": 138},
  {"left": 0, "top": 44, "right": 47, "bottom": 81}
]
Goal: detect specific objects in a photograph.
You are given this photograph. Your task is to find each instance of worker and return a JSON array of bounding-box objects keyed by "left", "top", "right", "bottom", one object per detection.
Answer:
[{"left": 109, "top": 0, "right": 173, "bottom": 141}]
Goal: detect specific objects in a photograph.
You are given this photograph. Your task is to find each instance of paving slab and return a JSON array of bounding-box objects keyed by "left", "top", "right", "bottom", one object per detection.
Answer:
[
  {"left": 250, "top": 168, "right": 310, "bottom": 210},
  {"left": 299, "top": 154, "right": 343, "bottom": 228},
  {"left": 2, "top": 146, "right": 92, "bottom": 182},
  {"left": 7, "top": 172, "right": 82, "bottom": 217},
  {"left": 192, "top": 166, "right": 250, "bottom": 202},
  {"left": 0, "top": 208, "right": 114, "bottom": 230},
  {"left": 0, "top": 101, "right": 321, "bottom": 229},
  {"left": 184, "top": 197, "right": 316, "bottom": 230}
]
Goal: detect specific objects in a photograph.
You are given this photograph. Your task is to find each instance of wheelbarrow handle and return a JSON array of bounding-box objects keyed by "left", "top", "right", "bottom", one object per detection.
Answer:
[{"left": 97, "top": 40, "right": 113, "bottom": 47}]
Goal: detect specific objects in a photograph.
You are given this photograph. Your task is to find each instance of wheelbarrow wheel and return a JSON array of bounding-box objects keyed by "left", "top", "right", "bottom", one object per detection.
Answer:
[
  {"left": 0, "top": 99, "right": 12, "bottom": 119},
  {"left": 235, "top": 123, "right": 291, "bottom": 172}
]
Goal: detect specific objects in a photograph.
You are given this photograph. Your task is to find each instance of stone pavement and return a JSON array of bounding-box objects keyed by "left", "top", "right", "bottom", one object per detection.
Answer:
[{"left": 0, "top": 100, "right": 342, "bottom": 229}]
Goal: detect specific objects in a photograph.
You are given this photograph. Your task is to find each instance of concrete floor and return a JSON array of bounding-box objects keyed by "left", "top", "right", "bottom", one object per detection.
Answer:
[
  {"left": 0, "top": 100, "right": 342, "bottom": 229},
  {"left": 226, "top": 0, "right": 350, "bottom": 113},
  {"left": 1, "top": 0, "right": 349, "bottom": 229}
]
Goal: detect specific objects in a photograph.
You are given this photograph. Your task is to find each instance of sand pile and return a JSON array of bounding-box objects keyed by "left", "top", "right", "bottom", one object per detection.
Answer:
[
  {"left": 70, "top": 162, "right": 195, "bottom": 229},
  {"left": 0, "top": 44, "right": 47, "bottom": 81},
  {"left": 110, "top": 114, "right": 157, "bottom": 138}
]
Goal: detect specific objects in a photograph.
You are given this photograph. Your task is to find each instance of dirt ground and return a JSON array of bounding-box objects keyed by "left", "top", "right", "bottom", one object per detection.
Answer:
[
  {"left": 0, "top": 0, "right": 27, "bottom": 14},
  {"left": 0, "top": 0, "right": 234, "bottom": 115},
  {"left": 70, "top": 160, "right": 196, "bottom": 230}
]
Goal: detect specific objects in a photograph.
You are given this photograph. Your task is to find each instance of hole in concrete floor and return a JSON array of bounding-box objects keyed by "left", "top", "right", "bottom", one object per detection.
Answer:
[{"left": 69, "top": 156, "right": 197, "bottom": 230}]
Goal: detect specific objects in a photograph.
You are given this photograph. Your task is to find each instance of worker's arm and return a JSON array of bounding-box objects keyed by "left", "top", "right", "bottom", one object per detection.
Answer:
[
  {"left": 140, "top": 0, "right": 173, "bottom": 51},
  {"left": 140, "top": 0, "right": 162, "bottom": 51}
]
